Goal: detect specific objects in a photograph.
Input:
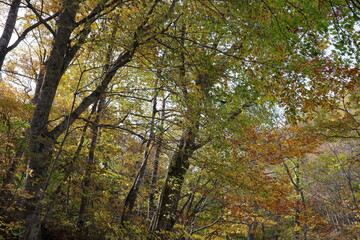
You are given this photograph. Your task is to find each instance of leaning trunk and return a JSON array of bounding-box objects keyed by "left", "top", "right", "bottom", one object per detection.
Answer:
[
  {"left": 21, "top": 1, "right": 80, "bottom": 239},
  {"left": 120, "top": 92, "right": 158, "bottom": 224},
  {"left": 0, "top": 0, "right": 21, "bottom": 71}
]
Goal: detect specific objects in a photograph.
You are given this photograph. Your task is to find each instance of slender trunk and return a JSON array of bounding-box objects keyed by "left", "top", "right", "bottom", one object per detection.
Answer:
[
  {"left": 0, "top": 0, "right": 21, "bottom": 71},
  {"left": 300, "top": 190, "right": 307, "bottom": 240},
  {"left": 148, "top": 95, "right": 167, "bottom": 220},
  {"left": 286, "top": 160, "right": 309, "bottom": 240},
  {"left": 119, "top": 145, "right": 151, "bottom": 224},
  {"left": 296, "top": 164, "right": 307, "bottom": 240},
  {"left": 147, "top": 136, "right": 162, "bottom": 219},
  {"left": 77, "top": 24, "right": 113, "bottom": 225},
  {"left": 295, "top": 165, "right": 301, "bottom": 240},
  {"left": 31, "top": 62, "right": 46, "bottom": 105},
  {"left": 78, "top": 97, "right": 104, "bottom": 229},
  {"left": 294, "top": 201, "right": 300, "bottom": 240},
  {"left": 120, "top": 93, "right": 158, "bottom": 224},
  {"left": 77, "top": 28, "right": 112, "bottom": 225},
  {"left": 283, "top": 161, "right": 308, "bottom": 240}
]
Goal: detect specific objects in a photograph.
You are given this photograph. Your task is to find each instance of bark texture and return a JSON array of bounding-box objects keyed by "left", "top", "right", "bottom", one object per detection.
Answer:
[
  {"left": 0, "top": 0, "right": 21, "bottom": 70},
  {"left": 150, "top": 129, "right": 198, "bottom": 232},
  {"left": 21, "top": 1, "right": 81, "bottom": 239}
]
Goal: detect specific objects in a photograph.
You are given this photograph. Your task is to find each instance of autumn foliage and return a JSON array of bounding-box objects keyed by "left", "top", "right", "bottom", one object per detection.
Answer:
[{"left": 0, "top": 0, "right": 359, "bottom": 239}]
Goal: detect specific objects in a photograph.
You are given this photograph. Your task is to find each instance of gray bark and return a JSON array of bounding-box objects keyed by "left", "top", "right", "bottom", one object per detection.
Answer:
[
  {"left": 150, "top": 129, "right": 198, "bottom": 232},
  {"left": 21, "top": 1, "right": 81, "bottom": 239},
  {"left": 0, "top": 0, "right": 21, "bottom": 71}
]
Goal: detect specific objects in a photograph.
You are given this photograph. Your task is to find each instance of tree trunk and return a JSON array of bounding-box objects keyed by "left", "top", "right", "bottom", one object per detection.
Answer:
[
  {"left": 120, "top": 92, "right": 158, "bottom": 225},
  {"left": 0, "top": 0, "right": 21, "bottom": 71},
  {"left": 78, "top": 97, "right": 104, "bottom": 229},
  {"left": 148, "top": 96, "right": 167, "bottom": 220},
  {"left": 149, "top": 30, "right": 211, "bottom": 231},
  {"left": 31, "top": 62, "right": 46, "bottom": 105},
  {"left": 150, "top": 129, "right": 197, "bottom": 232},
  {"left": 20, "top": 1, "right": 80, "bottom": 239},
  {"left": 283, "top": 161, "right": 308, "bottom": 240},
  {"left": 19, "top": 1, "right": 163, "bottom": 238},
  {"left": 147, "top": 135, "right": 163, "bottom": 219},
  {"left": 120, "top": 146, "right": 151, "bottom": 225}
]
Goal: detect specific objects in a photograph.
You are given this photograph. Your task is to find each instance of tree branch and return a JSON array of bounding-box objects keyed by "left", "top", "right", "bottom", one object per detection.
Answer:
[{"left": 190, "top": 215, "right": 223, "bottom": 234}]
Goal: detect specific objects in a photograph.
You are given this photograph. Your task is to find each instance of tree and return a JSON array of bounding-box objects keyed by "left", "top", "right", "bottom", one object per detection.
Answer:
[
  {"left": 20, "top": 0, "right": 179, "bottom": 238},
  {"left": 0, "top": 0, "right": 59, "bottom": 74},
  {"left": 0, "top": 0, "right": 21, "bottom": 72}
]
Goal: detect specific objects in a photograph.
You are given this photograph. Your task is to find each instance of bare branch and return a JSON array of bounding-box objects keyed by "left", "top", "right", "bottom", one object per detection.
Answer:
[{"left": 190, "top": 215, "right": 223, "bottom": 234}]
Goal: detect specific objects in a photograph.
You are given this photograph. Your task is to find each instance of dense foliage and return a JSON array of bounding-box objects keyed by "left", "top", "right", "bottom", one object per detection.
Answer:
[{"left": 0, "top": 0, "right": 359, "bottom": 239}]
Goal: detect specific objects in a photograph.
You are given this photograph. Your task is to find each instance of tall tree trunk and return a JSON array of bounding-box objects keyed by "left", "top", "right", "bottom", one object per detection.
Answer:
[
  {"left": 120, "top": 92, "right": 158, "bottom": 225},
  {"left": 148, "top": 95, "right": 167, "bottom": 220},
  {"left": 119, "top": 144, "right": 151, "bottom": 225},
  {"left": 147, "top": 135, "right": 163, "bottom": 219},
  {"left": 149, "top": 28, "right": 210, "bottom": 231},
  {"left": 0, "top": 0, "right": 21, "bottom": 71},
  {"left": 149, "top": 129, "right": 198, "bottom": 231},
  {"left": 283, "top": 161, "right": 308, "bottom": 240},
  {"left": 21, "top": 1, "right": 80, "bottom": 239},
  {"left": 78, "top": 97, "right": 104, "bottom": 230}
]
